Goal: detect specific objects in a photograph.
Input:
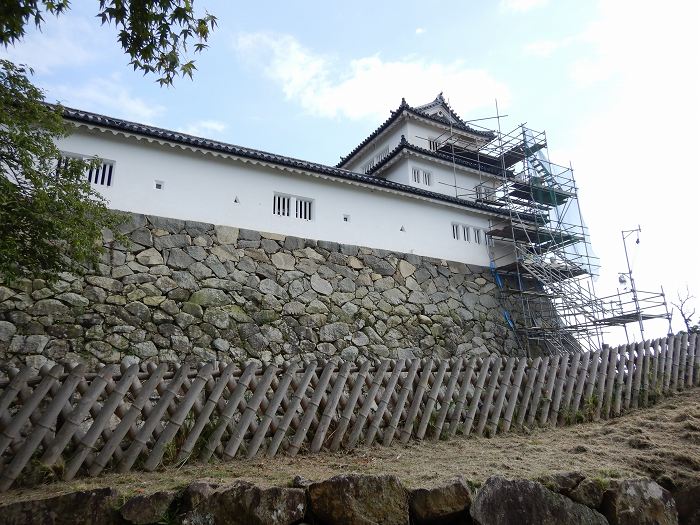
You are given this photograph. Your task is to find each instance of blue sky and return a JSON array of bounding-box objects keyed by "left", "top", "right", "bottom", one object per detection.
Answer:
[{"left": 3, "top": 0, "right": 699, "bottom": 340}]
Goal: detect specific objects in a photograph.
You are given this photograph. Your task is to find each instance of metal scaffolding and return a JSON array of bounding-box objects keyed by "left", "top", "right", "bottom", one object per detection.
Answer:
[{"left": 427, "top": 114, "right": 671, "bottom": 355}]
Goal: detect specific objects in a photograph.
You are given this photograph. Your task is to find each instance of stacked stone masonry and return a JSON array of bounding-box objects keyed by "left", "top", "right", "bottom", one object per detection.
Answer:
[
  {"left": 0, "top": 213, "right": 523, "bottom": 370},
  {"left": 0, "top": 474, "right": 686, "bottom": 524}
]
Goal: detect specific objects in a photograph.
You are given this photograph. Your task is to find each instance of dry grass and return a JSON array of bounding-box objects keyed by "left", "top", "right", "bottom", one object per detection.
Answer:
[{"left": 1, "top": 388, "right": 699, "bottom": 505}]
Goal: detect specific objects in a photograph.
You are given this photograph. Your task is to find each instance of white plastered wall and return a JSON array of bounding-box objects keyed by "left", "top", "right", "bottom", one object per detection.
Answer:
[
  {"left": 403, "top": 120, "right": 499, "bottom": 199},
  {"left": 57, "top": 126, "right": 510, "bottom": 266},
  {"left": 342, "top": 122, "right": 407, "bottom": 174}
]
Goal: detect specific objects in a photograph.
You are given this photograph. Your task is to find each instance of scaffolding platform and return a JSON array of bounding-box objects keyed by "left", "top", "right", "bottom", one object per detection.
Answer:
[
  {"left": 498, "top": 141, "right": 547, "bottom": 169},
  {"left": 498, "top": 260, "right": 587, "bottom": 281},
  {"left": 506, "top": 180, "right": 572, "bottom": 207},
  {"left": 430, "top": 116, "right": 671, "bottom": 354},
  {"left": 488, "top": 224, "right": 583, "bottom": 249},
  {"left": 592, "top": 312, "right": 669, "bottom": 326}
]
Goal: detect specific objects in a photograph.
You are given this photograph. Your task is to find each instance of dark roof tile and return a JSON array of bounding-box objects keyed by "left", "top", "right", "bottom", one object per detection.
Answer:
[
  {"left": 336, "top": 98, "right": 495, "bottom": 169},
  {"left": 368, "top": 138, "right": 507, "bottom": 177},
  {"left": 60, "top": 105, "right": 521, "bottom": 220}
]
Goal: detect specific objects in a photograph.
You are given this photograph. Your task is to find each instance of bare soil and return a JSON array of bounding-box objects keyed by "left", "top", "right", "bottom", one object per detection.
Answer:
[{"left": 2, "top": 388, "right": 699, "bottom": 505}]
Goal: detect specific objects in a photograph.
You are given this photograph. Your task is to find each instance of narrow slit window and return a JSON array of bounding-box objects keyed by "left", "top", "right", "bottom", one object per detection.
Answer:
[
  {"left": 273, "top": 193, "right": 312, "bottom": 221},
  {"left": 376, "top": 146, "right": 390, "bottom": 164},
  {"left": 86, "top": 161, "right": 115, "bottom": 186},
  {"left": 273, "top": 194, "right": 291, "bottom": 217},
  {"left": 412, "top": 167, "right": 431, "bottom": 186},
  {"left": 58, "top": 153, "right": 115, "bottom": 187},
  {"left": 452, "top": 223, "right": 489, "bottom": 245},
  {"left": 296, "top": 198, "right": 313, "bottom": 221},
  {"left": 55, "top": 156, "right": 71, "bottom": 177},
  {"left": 412, "top": 167, "right": 421, "bottom": 183},
  {"left": 462, "top": 225, "right": 471, "bottom": 243}
]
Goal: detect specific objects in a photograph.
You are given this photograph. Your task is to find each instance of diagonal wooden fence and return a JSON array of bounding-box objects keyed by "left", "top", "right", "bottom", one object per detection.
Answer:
[{"left": 0, "top": 332, "right": 696, "bottom": 492}]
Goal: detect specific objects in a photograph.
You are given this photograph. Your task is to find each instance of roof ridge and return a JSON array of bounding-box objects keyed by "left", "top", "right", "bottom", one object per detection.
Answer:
[{"left": 336, "top": 98, "right": 494, "bottom": 169}]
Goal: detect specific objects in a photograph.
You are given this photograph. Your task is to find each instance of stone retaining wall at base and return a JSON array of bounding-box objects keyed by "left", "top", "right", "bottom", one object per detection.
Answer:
[
  {"left": 0, "top": 212, "right": 524, "bottom": 370},
  {"left": 0, "top": 473, "right": 687, "bottom": 524}
]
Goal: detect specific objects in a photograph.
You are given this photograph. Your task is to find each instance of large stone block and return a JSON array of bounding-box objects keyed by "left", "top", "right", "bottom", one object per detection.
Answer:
[
  {"left": 471, "top": 476, "right": 607, "bottom": 525},
  {"left": 308, "top": 474, "right": 409, "bottom": 525},
  {"left": 410, "top": 478, "right": 473, "bottom": 525},
  {"left": 136, "top": 247, "right": 164, "bottom": 266},
  {"left": 214, "top": 225, "right": 239, "bottom": 245},
  {"left": 0, "top": 487, "right": 122, "bottom": 525},
  {"left": 602, "top": 478, "right": 678, "bottom": 525},
  {"left": 177, "top": 480, "right": 305, "bottom": 525}
]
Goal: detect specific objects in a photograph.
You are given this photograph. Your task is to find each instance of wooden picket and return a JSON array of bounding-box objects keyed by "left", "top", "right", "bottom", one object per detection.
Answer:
[{"left": 0, "top": 331, "right": 697, "bottom": 492}]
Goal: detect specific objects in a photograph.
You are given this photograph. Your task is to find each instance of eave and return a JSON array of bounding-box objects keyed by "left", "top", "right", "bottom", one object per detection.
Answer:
[
  {"left": 59, "top": 106, "right": 527, "bottom": 222},
  {"left": 368, "top": 137, "right": 509, "bottom": 180},
  {"left": 336, "top": 100, "right": 495, "bottom": 169}
]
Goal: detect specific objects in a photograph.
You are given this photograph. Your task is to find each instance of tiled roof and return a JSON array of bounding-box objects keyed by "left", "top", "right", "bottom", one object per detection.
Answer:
[
  {"left": 336, "top": 97, "right": 495, "bottom": 169},
  {"left": 414, "top": 93, "right": 487, "bottom": 135},
  {"left": 367, "top": 135, "right": 508, "bottom": 178},
  {"left": 60, "top": 106, "right": 519, "bottom": 220}
]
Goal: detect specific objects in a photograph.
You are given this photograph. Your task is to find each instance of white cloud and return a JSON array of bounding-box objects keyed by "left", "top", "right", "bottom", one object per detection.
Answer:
[
  {"left": 499, "top": 0, "right": 549, "bottom": 13},
  {"left": 560, "top": 0, "right": 700, "bottom": 333},
  {"left": 233, "top": 32, "right": 510, "bottom": 121},
  {"left": 567, "top": 0, "right": 697, "bottom": 87},
  {"left": 523, "top": 39, "right": 563, "bottom": 57},
  {"left": 0, "top": 17, "right": 98, "bottom": 73},
  {"left": 178, "top": 120, "right": 227, "bottom": 137},
  {"left": 48, "top": 75, "right": 165, "bottom": 123},
  {"left": 415, "top": 27, "right": 426, "bottom": 35}
]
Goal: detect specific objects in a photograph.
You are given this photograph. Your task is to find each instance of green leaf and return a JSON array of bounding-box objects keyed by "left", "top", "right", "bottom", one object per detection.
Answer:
[{"left": 0, "top": 60, "right": 126, "bottom": 283}]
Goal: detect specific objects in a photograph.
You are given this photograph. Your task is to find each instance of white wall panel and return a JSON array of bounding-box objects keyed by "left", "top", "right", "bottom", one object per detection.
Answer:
[{"left": 58, "top": 127, "right": 508, "bottom": 266}]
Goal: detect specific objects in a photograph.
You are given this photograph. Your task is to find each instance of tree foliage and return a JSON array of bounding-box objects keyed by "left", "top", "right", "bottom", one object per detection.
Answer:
[
  {"left": 0, "top": 60, "right": 125, "bottom": 283},
  {"left": 0, "top": 2, "right": 217, "bottom": 283},
  {"left": 0, "top": 1, "right": 216, "bottom": 85}
]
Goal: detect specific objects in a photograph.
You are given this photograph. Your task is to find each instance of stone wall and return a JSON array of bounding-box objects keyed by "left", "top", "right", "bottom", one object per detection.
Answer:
[
  {"left": 0, "top": 474, "right": 685, "bottom": 524},
  {"left": 0, "top": 213, "right": 523, "bottom": 370}
]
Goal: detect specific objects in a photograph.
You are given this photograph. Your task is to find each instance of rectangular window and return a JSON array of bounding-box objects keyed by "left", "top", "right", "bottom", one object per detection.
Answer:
[
  {"left": 412, "top": 167, "right": 421, "bottom": 183},
  {"left": 154, "top": 180, "right": 164, "bottom": 190},
  {"left": 475, "top": 185, "right": 496, "bottom": 202},
  {"left": 295, "top": 197, "right": 313, "bottom": 221},
  {"left": 87, "top": 161, "right": 115, "bottom": 187},
  {"left": 273, "top": 193, "right": 313, "bottom": 221},
  {"left": 412, "top": 167, "right": 431, "bottom": 186},
  {"left": 462, "top": 225, "right": 471, "bottom": 243},
  {"left": 273, "top": 194, "right": 291, "bottom": 217},
  {"left": 57, "top": 152, "right": 115, "bottom": 187},
  {"left": 429, "top": 139, "right": 440, "bottom": 151},
  {"left": 55, "top": 156, "right": 71, "bottom": 176},
  {"left": 452, "top": 223, "right": 488, "bottom": 245},
  {"left": 376, "top": 146, "right": 390, "bottom": 164}
]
